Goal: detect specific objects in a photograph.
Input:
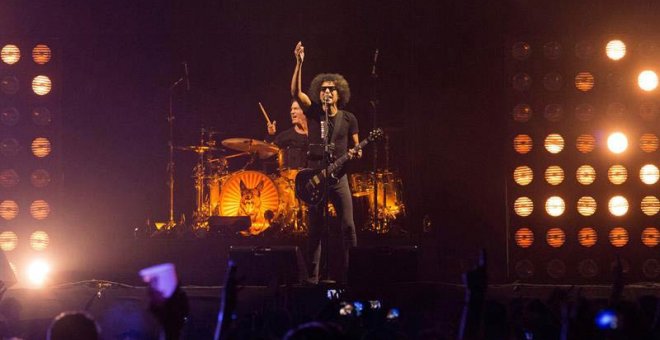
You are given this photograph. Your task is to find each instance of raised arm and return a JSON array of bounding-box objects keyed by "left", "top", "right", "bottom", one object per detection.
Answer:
[{"left": 291, "top": 41, "right": 312, "bottom": 109}]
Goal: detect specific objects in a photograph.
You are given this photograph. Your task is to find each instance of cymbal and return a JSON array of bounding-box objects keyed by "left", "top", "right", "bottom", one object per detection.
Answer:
[
  {"left": 175, "top": 145, "right": 224, "bottom": 153},
  {"left": 221, "top": 138, "right": 279, "bottom": 159}
]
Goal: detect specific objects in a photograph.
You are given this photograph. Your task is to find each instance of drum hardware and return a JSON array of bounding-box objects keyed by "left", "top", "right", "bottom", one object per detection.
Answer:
[
  {"left": 221, "top": 138, "right": 280, "bottom": 160},
  {"left": 349, "top": 169, "right": 406, "bottom": 234}
]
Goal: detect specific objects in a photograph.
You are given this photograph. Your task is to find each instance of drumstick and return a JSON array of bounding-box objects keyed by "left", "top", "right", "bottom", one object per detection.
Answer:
[{"left": 258, "top": 102, "right": 272, "bottom": 125}]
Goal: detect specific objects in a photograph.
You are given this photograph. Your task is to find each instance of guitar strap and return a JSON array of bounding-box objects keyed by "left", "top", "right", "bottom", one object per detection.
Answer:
[{"left": 330, "top": 111, "right": 344, "bottom": 150}]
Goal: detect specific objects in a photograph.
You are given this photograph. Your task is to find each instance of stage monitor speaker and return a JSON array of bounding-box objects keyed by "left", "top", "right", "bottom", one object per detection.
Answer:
[
  {"left": 208, "top": 216, "right": 250, "bottom": 235},
  {"left": 348, "top": 245, "right": 419, "bottom": 287},
  {"left": 228, "top": 246, "right": 307, "bottom": 286}
]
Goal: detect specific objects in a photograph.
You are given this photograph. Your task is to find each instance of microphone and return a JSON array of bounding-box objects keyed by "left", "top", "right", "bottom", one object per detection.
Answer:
[
  {"left": 183, "top": 62, "right": 190, "bottom": 91},
  {"left": 371, "top": 49, "right": 379, "bottom": 77},
  {"left": 323, "top": 89, "right": 332, "bottom": 104},
  {"left": 320, "top": 121, "right": 327, "bottom": 140}
]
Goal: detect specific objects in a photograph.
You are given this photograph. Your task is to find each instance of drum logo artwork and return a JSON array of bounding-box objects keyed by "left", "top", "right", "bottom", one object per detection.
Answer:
[{"left": 237, "top": 179, "right": 265, "bottom": 225}]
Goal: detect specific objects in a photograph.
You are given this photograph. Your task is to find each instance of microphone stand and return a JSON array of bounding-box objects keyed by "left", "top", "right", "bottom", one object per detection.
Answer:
[
  {"left": 165, "top": 75, "right": 186, "bottom": 230},
  {"left": 370, "top": 49, "right": 380, "bottom": 232},
  {"left": 321, "top": 93, "right": 332, "bottom": 283}
]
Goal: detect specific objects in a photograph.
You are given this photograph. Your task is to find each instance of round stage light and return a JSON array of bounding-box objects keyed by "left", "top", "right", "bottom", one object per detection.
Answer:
[
  {"left": 608, "top": 196, "right": 629, "bottom": 216},
  {"left": 546, "top": 259, "right": 566, "bottom": 279},
  {"left": 27, "top": 259, "right": 51, "bottom": 287},
  {"left": 32, "top": 44, "right": 51, "bottom": 65},
  {"left": 544, "top": 165, "right": 564, "bottom": 185},
  {"left": 640, "top": 164, "right": 659, "bottom": 184},
  {"left": 639, "top": 101, "right": 658, "bottom": 121},
  {"left": 545, "top": 196, "right": 565, "bottom": 217},
  {"left": 514, "top": 197, "right": 533, "bottom": 217},
  {"left": 543, "top": 41, "right": 562, "bottom": 60},
  {"left": 0, "top": 200, "right": 19, "bottom": 220},
  {"left": 578, "top": 227, "right": 597, "bottom": 247},
  {"left": 575, "top": 41, "right": 596, "bottom": 59},
  {"left": 576, "top": 134, "right": 596, "bottom": 153},
  {"left": 0, "top": 169, "right": 19, "bottom": 188},
  {"left": 513, "top": 134, "right": 533, "bottom": 154},
  {"left": 513, "top": 165, "right": 533, "bottom": 186},
  {"left": 30, "top": 200, "right": 50, "bottom": 220},
  {"left": 575, "top": 72, "right": 595, "bottom": 91},
  {"left": 0, "top": 231, "right": 18, "bottom": 251},
  {"left": 607, "top": 165, "right": 628, "bottom": 185},
  {"left": 546, "top": 228, "right": 566, "bottom": 248},
  {"left": 544, "top": 133, "right": 564, "bottom": 154},
  {"left": 577, "top": 196, "right": 597, "bottom": 216},
  {"left": 641, "top": 196, "right": 660, "bottom": 216},
  {"left": 0, "top": 138, "right": 20, "bottom": 157},
  {"left": 1, "top": 44, "right": 20, "bottom": 65},
  {"left": 514, "top": 228, "right": 534, "bottom": 248},
  {"left": 1, "top": 76, "right": 20, "bottom": 95},
  {"left": 512, "top": 41, "right": 532, "bottom": 61},
  {"left": 544, "top": 104, "right": 563, "bottom": 122},
  {"left": 575, "top": 103, "right": 595, "bottom": 122},
  {"left": 576, "top": 165, "right": 596, "bottom": 185},
  {"left": 1, "top": 107, "right": 20, "bottom": 126},
  {"left": 514, "top": 260, "right": 534, "bottom": 279},
  {"left": 640, "top": 133, "right": 659, "bottom": 152},
  {"left": 638, "top": 70, "right": 658, "bottom": 91},
  {"left": 607, "top": 132, "right": 628, "bottom": 154},
  {"left": 578, "top": 259, "right": 599, "bottom": 278},
  {"left": 31, "top": 75, "right": 52, "bottom": 96},
  {"left": 30, "top": 169, "right": 51, "bottom": 188},
  {"left": 642, "top": 259, "right": 659, "bottom": 279},
  {"left": 609, "top": 227, "right": 629, "bottom": 247},
  {"left": 641, "top": 227, "right": 659, "bottom": 247},
  {"left": 30, "top": 231, "right": 49, "bottom": 251},
  {"left": 513, "top": 103, "right": 533, "bottom": 122},
  {"left": 607, "top": 102, "right": 626, "bottom": 118},
  {"left": 512, "top": 73, "right": 532, "bottom": 91},
  {"left": 31, "top": 138, "right": 51, "bottom": 158},
  {"left": 543, "top": 72, "right": 563, "bottom": 91},
  {"left": 32, "top": 107, "right": 52, "bottom": 126},
  {"left": 606, "top": 40, "right": 626, "bottom": 60}
]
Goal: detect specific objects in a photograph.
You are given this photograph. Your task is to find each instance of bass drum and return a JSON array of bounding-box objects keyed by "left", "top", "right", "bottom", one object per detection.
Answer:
[{"left": 218, "top": 170, "right": 281, "bottom": 235}]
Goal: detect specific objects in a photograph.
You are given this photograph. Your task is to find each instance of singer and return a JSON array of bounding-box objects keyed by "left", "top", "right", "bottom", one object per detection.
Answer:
[{"left": 290, "top": 41, "right": 361, "bottom": 284}]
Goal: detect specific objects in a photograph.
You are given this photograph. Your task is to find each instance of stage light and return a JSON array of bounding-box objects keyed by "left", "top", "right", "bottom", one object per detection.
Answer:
[
  {"left": 575, "top": 103, "right": 595, "bottom": 122},
  {"left": 31, "top": 75, "right": 52, "bottom": 96},
  {"left": 26, "top": 259, "right": 51, "bottom": 287},
  {"left": 607, "top": 165, "right": 628, "bottom": 185},
  {"left": 31, "top": 137, "right": 51, "bottom": 158},
  {"left": 544, "top": 133, "right": 564, "bottom": 154},
  {"left": 642, "top": 259, "right": 659, "bottom": 278},
  {"left": 607, "top": 103, "right": 626, "bottom": 118},
  {"left": 32, "top": 44, "right": 51, "bottom": 65},
  {"left": 575, "top": 72, "right": 595, "bottom": 91},
  {"left": 575, "top": 41, "right": 596, "bottom": 59},
  {"left": 544, "top": 166, "right": 564, "bottom": 185},
  {"left": 513, "top": 103, "right": 533, "bottom": 122},
  {"left": 608, "top": 196, "right": 629, "bottom": 216},
  {"left": 514, "top": 260, "right": 534, "bottom": 279},
  {"left": 513, "top": 165, "right": 533, "bottom": 186},
  {"left": 546, "top": 228, "right": 566, "bottom": 248},
  {"left": 544, "top": 104, "right": 563, "bottom": 122},
  {"left": 0, "top": 138, "right": 20, "bottom": 157},
  {"left": 639, "top": 164, "right": 659, "bottom": 184},
  {"left": 576, "top": 165, "right": 596, "bottom": 185},
  {"left": 595, "top": 309, "right": 618, "bottom": 330},
  {"left": 543, "top": 41, "right": 562, "bottom": 60},
  {"left": 543, "top": 72, "right": 563, "bottom": 91},
  {"left": 545, "top": 196, "right": 565, "bottom": 217},
  {"left": 514, "top": 196, "right": 533, "bottom": 217},
  {"left": 576, "top": 134, "right": 596, "bottom": 153},
  {"left": 0, "top": 231, "right": 18, "bottom": 251},
  {"left": 515, "top": 228, "right": 534, "bottom": 248},
  {"left": 640, "top": 133, "right": 659, "bottom": 152},
  {"left": 31, "top": 107, "right": 52, "bottom": 126},
  {"left": 514, "top": 134, "right": 533, "bottom": 154},
  {"left": 577, "top": 196, "right": 597, "bottom": 216},
  {"left": 639, "top": 101, "right": 658, "bottom": 121},
  {"left": 0, "top": 169, "right": 19, "bottom": 188},
  {"left": 641, "top": 227, "right": 659, "bottom": 247},
  {"left": 638, "top": 70, "right": 658, "bottom": 91},
  {"left": 641, "top": 196, "right": 659, "bottom": 216},
  {"left": 0, "top": 200, "right": 19, "bottom": 220},
  {"left": 1, "top": 76, "right": 20, "bottom": 95},
  {"left": 609, "top": 227, "right": 629, "bottom": 247},
  {"left": 578, "top": 259, "right": 599, "bottom": 278},
  {"left": 30, "top": 231, "right": 49, "bottom": 251},
  {"left": 30, "top": 200, "right": 50, "bottom": 220},
  {"left": 30, "top": 169, "right": 51, "bottom": 188},
  {"left": 1, "top": 44, "right": 20, "bottom": 65},
  {"left": 546, "top": 259, "right": 566, "bottom": 278},
  {"left": 512, "top": 41, "right": 532, "bottom": 61},
  {"left": 512, "top": 73, "right": 532, "bottom": 91},
  {"left": 1, "top": 107, "right": 19, "bottom": 126},
  {"left": 606, "top": 40, "right": 626, "bottom": 60},
  {"left": 578, "top": 227, "right": 597, "bottom": 247},
  {"left": 607, "top": 132, "right": 628, "bottom": 154}
]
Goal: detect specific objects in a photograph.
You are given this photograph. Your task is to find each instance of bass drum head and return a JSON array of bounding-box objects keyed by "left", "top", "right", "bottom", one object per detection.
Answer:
[{"left": 218, "top": 170, "right": 279, "bottom": 235}]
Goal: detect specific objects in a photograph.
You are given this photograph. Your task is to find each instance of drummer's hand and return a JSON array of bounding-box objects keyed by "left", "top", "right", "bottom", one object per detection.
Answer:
[
  {"left": 294, "top": 41, "right": 304, "bottom": 63},
  {"left": 267, "top": 120, "right": 277, "bottom": 135}
]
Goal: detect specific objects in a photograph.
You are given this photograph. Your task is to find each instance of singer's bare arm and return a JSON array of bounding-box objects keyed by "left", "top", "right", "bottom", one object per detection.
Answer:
[{"left": 291, "top": 41, "right": 312, "bottom": 109}]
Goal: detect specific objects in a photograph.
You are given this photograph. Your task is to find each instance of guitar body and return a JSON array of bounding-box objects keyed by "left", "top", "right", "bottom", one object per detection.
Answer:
[{"left": 294, "top": 168, "right": 325, "bottom": 205}]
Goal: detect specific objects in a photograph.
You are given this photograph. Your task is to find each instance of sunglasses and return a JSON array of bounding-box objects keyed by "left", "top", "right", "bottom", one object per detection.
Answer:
[{"left": 321, "top": 86, "right": 337, "bottom": 92}]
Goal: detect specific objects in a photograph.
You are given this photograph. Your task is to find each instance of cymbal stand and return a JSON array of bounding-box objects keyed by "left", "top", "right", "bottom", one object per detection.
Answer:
[
  {"left": 192, "top": 129, "right": 213, "bottom": 229},
  {"left": 165, "top": 75, "right": 185, "bottom": 230}
]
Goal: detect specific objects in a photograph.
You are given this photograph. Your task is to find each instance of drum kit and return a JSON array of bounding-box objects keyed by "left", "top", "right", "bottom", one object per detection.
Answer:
[{"left": 175, "top": 129, "right": 405, "bottom": 236}]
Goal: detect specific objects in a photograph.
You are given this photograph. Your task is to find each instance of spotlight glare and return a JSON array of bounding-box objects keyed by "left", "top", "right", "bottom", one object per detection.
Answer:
[
  {"left": 544, "top": 133, "right": 565, "bottom": 154},
  {"left": 638, "top": 70, "right": 658, "bottom": 91},
  {"left": 0, "top": 231, "right": 18, "bottom": 251},
  {"left": 27, "top": 259, "right": 51, "bottom": 287},
  {"left": 31, "top": 75, "right": 52, "bottom": 96},
  {"left": 30, "top": 231, "right": 50, "bottom": 251},
  {"left": 606, "top": 40, "right": 626, "bottom": 60},
  {"left": 608, "top": 196, "right": 629, "bottom": 217},
  {"left": 640, "top": 164, "right": 659, "bottom": 184},
  {"left": 607, "top": 132, "right": 628, "bottom": 154},
  {"left": 1, "top": 45, "right": 21, "bottom": 64},
  {"left": 545, "top": 196, "right": 565, "bottom": 217}
]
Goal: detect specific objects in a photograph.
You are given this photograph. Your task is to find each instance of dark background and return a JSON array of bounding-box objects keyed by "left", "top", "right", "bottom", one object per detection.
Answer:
[{"left": 2, "top": 0, "right": 656, "bottom": 283}]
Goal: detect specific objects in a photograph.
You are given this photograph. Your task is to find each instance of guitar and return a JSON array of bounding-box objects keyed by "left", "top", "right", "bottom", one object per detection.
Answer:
[{"left": 295, "top": 128, "right": 384, "bottom": 205}]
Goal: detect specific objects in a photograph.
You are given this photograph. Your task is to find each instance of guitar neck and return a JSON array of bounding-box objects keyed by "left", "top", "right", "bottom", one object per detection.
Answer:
[{"left": 326, "top": 138, "right": 370, "bottom": 175}]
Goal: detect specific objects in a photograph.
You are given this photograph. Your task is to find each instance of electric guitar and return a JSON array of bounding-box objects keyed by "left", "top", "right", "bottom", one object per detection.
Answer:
[{"left": 295, "top": 128, "right": 383, "bottom": 205}]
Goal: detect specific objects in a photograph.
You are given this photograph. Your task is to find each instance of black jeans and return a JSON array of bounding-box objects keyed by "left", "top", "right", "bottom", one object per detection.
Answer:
[{"left": 307, "top": 174, "right": 357, "bottom": 282}]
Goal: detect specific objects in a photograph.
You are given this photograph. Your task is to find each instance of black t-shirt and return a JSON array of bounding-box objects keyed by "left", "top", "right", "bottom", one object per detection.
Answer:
[
  {"left": 307, "top": 102, "right": 359, "bottom": 172},
  {"left": 272, "top": 127, "right": 309, "bottom": 168}
]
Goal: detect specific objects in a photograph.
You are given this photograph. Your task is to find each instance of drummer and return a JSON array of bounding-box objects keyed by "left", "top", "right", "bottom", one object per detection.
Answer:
[{"left": 266, "top": 99, "right": 309, "bottom": 169}]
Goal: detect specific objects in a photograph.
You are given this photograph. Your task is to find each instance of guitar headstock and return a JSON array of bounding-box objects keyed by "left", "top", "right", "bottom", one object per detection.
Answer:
[{"left": 368, "top": 128, "right": 384, "bottom": 142}]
